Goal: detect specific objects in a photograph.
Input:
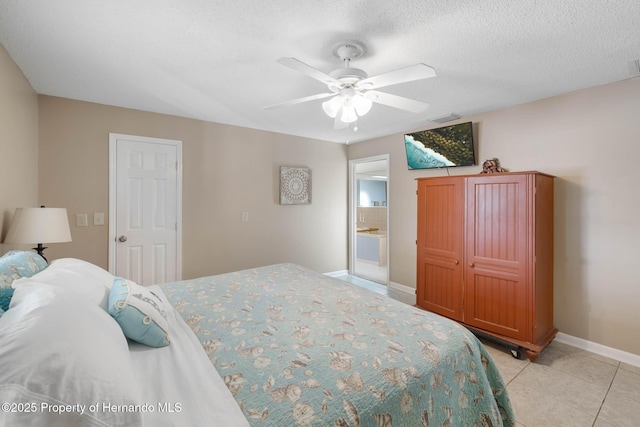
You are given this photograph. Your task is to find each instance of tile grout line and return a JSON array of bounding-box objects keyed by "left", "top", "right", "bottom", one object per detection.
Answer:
[
  {"left": 536, "top": 357, "right": 620, "bottom": 423},
  {"left": 505, "top": 360, "right": 530, "bottom": 387},
  {"left": 504, "top": 355, "right": 612, "bottom": 426},
  {"left": 503, "top": 359, "right": 530, "bottom": 427},
  {"left": 590, "top": 363, "right": 620, "bottom": 427}
]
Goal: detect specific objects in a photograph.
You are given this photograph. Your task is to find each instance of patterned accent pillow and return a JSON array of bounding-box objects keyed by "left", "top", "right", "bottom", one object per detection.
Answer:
[
  {"left": 0, "top": 251, "right": 48, "bottom": 311},
  {"left": 108, "top": 277, "right": 170, "bottom": 347}
]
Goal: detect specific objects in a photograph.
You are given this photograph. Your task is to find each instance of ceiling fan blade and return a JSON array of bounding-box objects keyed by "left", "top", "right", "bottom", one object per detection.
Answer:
[
  {"left": 263, "top": 92, "right": 335, "bottom": 110},
  {"left": 359, "top": 63, "right": 436, "bottom": 90},
  {"left": 364, "top": 90, "right": 429, "bottom": 113},
  {"left": 277, "top": 57, "right": 340, "bottom": 86}
]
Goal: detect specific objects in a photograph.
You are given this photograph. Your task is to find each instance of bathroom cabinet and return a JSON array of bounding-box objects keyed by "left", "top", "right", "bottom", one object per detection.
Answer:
[{"left": 356, "top": 233, "right": 387, "bottom": 266}]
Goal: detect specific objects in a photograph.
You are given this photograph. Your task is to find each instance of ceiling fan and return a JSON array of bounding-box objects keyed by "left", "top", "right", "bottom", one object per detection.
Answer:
[{"left": 264, "top": 41, "right": 436, "bottom": 129}]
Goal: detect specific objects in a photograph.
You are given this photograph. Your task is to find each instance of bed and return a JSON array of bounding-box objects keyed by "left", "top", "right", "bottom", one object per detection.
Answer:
[{"left": 0, "top": 251, "right": 515, "bottom": 427}]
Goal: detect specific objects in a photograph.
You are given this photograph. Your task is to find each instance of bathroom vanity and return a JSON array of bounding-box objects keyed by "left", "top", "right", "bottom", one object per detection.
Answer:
[{"left": 356, "top": 231, "right": 387, "bottom": 266}]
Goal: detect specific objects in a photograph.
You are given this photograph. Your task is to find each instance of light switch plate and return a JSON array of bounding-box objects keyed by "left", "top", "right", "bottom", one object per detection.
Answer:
[
  {"left": 94, "top": 212, "right": 105, "bottom": 226},
  {"left": 76, "top": 213, "right": 88, "bottom": 227}
]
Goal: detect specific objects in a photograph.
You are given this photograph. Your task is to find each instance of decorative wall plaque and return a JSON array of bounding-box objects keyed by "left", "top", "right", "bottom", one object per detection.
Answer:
[{"left": 280, "top": 167, "right": 311, "bottom": 205}]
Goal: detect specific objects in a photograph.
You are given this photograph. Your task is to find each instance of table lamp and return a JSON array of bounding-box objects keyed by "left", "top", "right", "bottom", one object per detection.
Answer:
[{"left": 4, "top": 206, "right": 72, "bottom": 262}]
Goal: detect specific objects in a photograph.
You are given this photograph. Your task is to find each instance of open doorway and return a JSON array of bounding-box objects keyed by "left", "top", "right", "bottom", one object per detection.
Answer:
[{"left": 349, "top": 155, "right": 389, "bottom": 285}]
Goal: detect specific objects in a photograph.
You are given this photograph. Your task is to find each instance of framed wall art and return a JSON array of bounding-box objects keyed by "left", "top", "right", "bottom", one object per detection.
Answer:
[{"left": 280, "top": 167, "right": 311, "bottom": 205}]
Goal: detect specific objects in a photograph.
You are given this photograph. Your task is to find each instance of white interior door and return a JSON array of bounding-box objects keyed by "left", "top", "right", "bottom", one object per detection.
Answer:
[{"left": 109, "top": 134, "right": 182, "bottom": 285}]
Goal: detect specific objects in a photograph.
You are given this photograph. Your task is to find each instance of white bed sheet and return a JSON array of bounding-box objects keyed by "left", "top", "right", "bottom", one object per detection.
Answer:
[{"left": 128, "top": 286, "right": 249, "bottom": 427}]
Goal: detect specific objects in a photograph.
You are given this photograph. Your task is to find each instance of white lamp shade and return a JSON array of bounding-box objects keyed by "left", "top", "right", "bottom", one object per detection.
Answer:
[
  {"left": 4, "top": 207, "right": 72, "bottom": 244},
  {"left": 322, "top": 95, "right": 344, "bottom": 118},
  {"left": 340, "top": 103, "right": 358, "bottom": 123},
  {"left": 352, "top": 94, "right": 372, "bottom": 116}
]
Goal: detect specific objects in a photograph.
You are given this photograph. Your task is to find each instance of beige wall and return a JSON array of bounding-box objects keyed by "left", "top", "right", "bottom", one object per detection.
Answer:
[
  {"left": 0, "top": 44, "right": 38, "bottom": 250},
  {"left": 37, "top": 96, "right": 348, "bottom": 277},
  {"left": 348, "top": 77, "right": 640, "bottom": 356},
  {"left": 4, "top": 38, "right": 640, "bottom": 357}
]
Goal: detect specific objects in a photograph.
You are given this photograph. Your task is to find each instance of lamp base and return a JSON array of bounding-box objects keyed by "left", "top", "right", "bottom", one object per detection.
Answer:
[{"left": 32, "top": 243, "right": 48, "bottom": 263}]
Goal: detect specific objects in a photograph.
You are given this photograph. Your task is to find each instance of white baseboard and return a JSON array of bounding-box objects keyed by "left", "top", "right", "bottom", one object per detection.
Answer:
[
  {"left": 323, "top": 270, "right": 348, "bottom": 278},
  {"left": 388, "top": 281, "right": 412, "bottom": 295},
  {"left": 555, "top": 332, "right": 640, "bottom": 368},
  {"left": 388, "top": 281, "right": 416, "bottom": 306}
]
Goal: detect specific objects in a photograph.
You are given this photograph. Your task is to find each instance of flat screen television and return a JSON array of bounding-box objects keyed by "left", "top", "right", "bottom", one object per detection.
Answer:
[{"left": 404, "top": 121, "right": 476, "bottom": 170}]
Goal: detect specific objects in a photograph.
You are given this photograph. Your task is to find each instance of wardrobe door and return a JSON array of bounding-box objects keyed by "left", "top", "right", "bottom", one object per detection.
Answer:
[
  {"left": 416, "top": 177, "right": 464, "bottom": 321},
  {"left": 464, "top": 174, "right": 529, "bottom": 340}
]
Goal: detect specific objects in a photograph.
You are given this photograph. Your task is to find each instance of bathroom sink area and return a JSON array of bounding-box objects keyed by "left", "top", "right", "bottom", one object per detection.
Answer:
[
  {"left": 357, "top": 227, "right": 379, "bottom": 233},
  {"left": 356, "top": 231, "right": 387, "bottom": 266},
  {"left": 361, "top": 230, "right": 386, "bottom": 236}
]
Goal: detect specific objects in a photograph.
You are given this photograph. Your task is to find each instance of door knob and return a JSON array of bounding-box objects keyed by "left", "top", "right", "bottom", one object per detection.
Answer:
[
  {"left": 454, "top": 260, "right": 459, "bottom": 265},
  {"left": 468, "top": 262, "right": 475, "bottom": 268},
  {"left": 118, "top": 235, "right": 127, "bottom": 242}
]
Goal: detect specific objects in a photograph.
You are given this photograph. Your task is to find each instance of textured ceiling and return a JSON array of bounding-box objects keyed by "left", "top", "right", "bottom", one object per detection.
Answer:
[{"left": 1, "top": 0, "right": 638, "bottom": 144}]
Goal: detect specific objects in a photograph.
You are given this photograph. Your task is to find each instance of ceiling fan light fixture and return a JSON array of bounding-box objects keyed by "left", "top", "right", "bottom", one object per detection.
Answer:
[
  {"left": 352, "top": 94, "right": 372, "bottom": 116},
  {"left": 323, "top": 92, "right": 372, "bottom": 123},
  {"left": 322, "top": 95, "right": 344, "bottom": 118},
  {"left": 340, "top": 104, "right": 358, "bottom": 123},
  {"left": 268, "top": 41, "right": 437, "bottom": 130}
]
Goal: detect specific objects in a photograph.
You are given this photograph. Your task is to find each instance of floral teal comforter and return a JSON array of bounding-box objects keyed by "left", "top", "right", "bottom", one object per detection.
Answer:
[{"left": 161, "top": 263, "right": 515, "bottom": 427}]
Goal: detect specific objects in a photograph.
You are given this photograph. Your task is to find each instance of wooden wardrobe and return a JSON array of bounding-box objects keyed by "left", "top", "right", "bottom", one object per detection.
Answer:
[{"left": 416, "top": 171, "right": 556, "bottom": 361}]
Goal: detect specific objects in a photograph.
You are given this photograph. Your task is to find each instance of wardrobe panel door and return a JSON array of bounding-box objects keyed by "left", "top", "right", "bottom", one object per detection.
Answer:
[
  {"left": 416, "top": 178, "right": 464, "bottom": 320},
  {"left": 465, "top": 174, "right": 529, "bottom": 340}
]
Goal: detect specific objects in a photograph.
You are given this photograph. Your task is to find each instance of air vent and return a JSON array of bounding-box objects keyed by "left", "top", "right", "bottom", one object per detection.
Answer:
[
  {"left": 431, "top": 113, "right": 461, "bottom": 124},
  {"left": 630, "top": 58, "right": 640, "bottom": 76}
]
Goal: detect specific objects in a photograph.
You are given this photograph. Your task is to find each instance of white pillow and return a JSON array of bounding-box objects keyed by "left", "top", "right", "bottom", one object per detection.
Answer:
[
  {"left": 11, "top": 258, "right": 115, "bottom": 310},
  {"left": 0, "top": 283, "right": 143, "bottom": 426}
]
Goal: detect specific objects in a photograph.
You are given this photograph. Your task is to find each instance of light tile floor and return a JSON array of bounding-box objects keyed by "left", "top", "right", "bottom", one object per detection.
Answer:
[
  {"left": 353, "top": 258, "right": 388, "bottom": 283},
  {"left": 338, "top": 274, "right": 640, "bottom": 427}
]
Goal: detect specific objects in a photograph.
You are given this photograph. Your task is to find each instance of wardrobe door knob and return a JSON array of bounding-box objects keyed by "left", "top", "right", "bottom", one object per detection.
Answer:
[
  {"left": 454, "top": 260, "right": 459, "bottom": 265},
  {"left": 468, "top": 262, "right": 475, "bottom": 268}
]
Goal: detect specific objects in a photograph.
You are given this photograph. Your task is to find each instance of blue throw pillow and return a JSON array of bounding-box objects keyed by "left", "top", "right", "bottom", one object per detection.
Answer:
[
  {"left": 0, "top": 251, "right": 48, "bottom": 311},
  {"left": 108, "top": 277, "right": 170, "bottom": 347}
]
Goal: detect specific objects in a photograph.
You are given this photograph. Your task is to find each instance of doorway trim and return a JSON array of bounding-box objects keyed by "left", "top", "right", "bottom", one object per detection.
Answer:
[
  {"left": 348, "top": 154, "right": 390, "bottom": 284},
  {"left": 108, "top": 133, "right": 183, "bottom": 280}
]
